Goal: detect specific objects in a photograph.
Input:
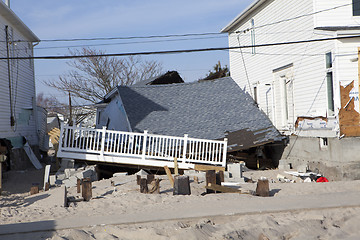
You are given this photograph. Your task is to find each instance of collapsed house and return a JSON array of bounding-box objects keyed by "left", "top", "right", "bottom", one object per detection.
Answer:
[{"left": 95, "top": 75, "right": 285, "bottom": 169}]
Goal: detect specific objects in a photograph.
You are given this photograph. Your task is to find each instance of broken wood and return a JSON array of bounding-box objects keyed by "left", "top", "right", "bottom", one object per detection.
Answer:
[
  {"left": 164, "top": 165, "right": 174, "bottom": 187},
  {"left": 205, "top": 183, "right": 243, "bottom": 193},
  {"left": 43, "top": 165, "right": 51, "bottom": 191},
  {"left": 147, "top": 174, "right": 155, "bottom": 183},
  {"left": 174, "top": 157, "right": 179, "bottom": 176},
  {"left": 194, "top": 164, "right": 225, "bottom": 172},
  {"left": 30, "top": 185, "right": 39, "bottom": 195},
  {"left": 136, "top": 175, "right": 141, "bottom": 185},
  {"left": 173, "top": 175, "right": 191, "bottom": 195},
  {"left": 206, "top": 170, "right": 216, "bottom": 194},
  {"left": 216, "top": 171, "right": 224, "bottom": 185},
  {"left": 77, "top": 179, "right": 81, "bottom": 193},
  {"left": 44, "top": 182, "right": 50, "bottom": 191},
  {"left": 256, "top": 179, "right": 270, "bottom": 197},
  {"left": 82, "top": 178, "right": 92, "bottom": 201},
  {"left": 149, "top": 178, "right": 160, "bottom": 194},
  {"left": 140, "top": 178, "right": 148, "bottom": 193}
]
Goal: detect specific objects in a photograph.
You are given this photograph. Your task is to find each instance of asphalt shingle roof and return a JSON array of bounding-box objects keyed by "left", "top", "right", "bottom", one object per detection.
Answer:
[{"left": 118, "top": 77, "right": 282, "bottom": 146}]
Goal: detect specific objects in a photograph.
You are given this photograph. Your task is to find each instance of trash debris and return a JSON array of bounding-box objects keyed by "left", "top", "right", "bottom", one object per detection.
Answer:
[{"left": 316, "top": 177, "right": 329, "bottom": 182}]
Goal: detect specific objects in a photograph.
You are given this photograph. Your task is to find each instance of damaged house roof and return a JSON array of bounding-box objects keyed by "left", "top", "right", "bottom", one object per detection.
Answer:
[{"left": 118, "top": 77, "right": 283, "bottom": 150}]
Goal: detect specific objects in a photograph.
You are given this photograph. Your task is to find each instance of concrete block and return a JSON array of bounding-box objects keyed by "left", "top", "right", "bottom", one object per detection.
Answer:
[
  {"left": 56, "top": 173, "right": 66, "bottom": 181},
  {"left": 227, "top": 163, "right": 244, "bottom": 179},
  {"left": 113, "top": 172, "right": 128, "bottom": 177},
  {"left": 49, "top": 175, "right": 56, "bottom": 186},
  {"left": 278, "top": 160, "right": 291, "bottom": 170}
]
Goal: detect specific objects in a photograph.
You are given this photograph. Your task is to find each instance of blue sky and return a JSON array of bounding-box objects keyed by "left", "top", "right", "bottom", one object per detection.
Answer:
[{"left": 9, "top": 0, "right": 253, "bottom": 103}]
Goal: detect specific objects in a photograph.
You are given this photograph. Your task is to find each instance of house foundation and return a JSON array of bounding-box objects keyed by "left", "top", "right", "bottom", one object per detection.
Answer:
[{"left": 280, "top": 136, "right": 360, "bottom": 180}]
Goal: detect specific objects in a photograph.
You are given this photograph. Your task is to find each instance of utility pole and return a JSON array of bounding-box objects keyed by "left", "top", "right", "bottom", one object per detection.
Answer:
[{"left": 5, "top": 26, "right": 14, "bottom": 127}]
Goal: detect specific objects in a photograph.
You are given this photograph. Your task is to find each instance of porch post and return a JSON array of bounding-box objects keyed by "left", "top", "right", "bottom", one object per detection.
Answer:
[
  {"left": 142, "top": 130, "right": 148, "bottom": 161},
  {"left": 222, "top": 138, "right": 228, "bottom": 168},
  {"left": 183, "top": 134, "right": 188, "bottom": 163},
  {"left": 100, "top": 126, "right": 107, "bottom": 159},
  {"left": 58, "top": 122, "right": 64, "bottom": 153}
]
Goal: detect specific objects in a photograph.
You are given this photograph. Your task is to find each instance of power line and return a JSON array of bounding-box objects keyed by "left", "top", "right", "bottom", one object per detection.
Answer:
[
  {"left": 34, "top": 35, "right": 227, "bottom": 50},
  {"left": 15, "top": 32, "right": 224, "bottom": 43},
  {"left": 1, "top": 34, "right": 360, "bottom": 60}
]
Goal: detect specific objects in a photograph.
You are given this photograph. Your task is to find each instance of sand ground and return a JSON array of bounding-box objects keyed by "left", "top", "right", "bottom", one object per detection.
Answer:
[{"left": 1, "top": 168, "right": 360, "bottom": 240}]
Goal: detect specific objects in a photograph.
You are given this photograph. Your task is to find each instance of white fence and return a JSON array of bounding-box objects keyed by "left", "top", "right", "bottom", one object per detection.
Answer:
[{"left": 57, "top": 124, "right": 228, "bottom": 168}]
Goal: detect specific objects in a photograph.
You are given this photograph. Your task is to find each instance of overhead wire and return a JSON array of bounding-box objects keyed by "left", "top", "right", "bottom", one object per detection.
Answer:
[{"left": 1, "top": 34, "right": 360, "bottom": 60}]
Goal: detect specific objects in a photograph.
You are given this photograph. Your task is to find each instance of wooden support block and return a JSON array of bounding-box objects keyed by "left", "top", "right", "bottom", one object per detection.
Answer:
[
  {"left": 173, "top": 175, "right": 191, "bottom": 195},
  {"left": 82, "top": 178, "right": 92, "bottom": 201},
  {"left": 44, "top": 182, "right": 50, "bottom": 191},
  {"left": 256, "top": 179, "right": 270, "bottom": 197},
  {"left": 206, "top": 170, "right": 216, "bottom": 194},
  {"left": 194, "top": 164, "right": 225, "bottom": 172},
  {"left": 30, "top": 186, "right": 39, "bottom": 195},
  {"left": 164, "top": 165, "right": 174, "bottom": 187},
  {"left": 216, "top": 171, "right": 224, "bottom": 185},
  {"left": 174, "top": 157, "right": 179, "bottom": 176},
  {"left": 77, "top": 179, "right": 81, "bottom": 193},
  {"left": 140, "top": 178, "right": 148, "bottom": 193},
  {"left": 205, "top": 183, "right": 243, "bottom": 193},
  {"left": 149, "top": 178, "right": 160, "bottom": 194},
  {"left": 147, "top": 174, "right": 155, "bottom": 183},
  {"left": 136, "top": 175, "right": 141, "bottom": 185}
]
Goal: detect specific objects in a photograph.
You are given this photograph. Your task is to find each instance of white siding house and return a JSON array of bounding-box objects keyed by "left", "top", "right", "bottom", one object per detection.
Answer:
[
  {"left": 222, "top": 0, "right": 360, "bottom": 179},
  {"left": 0, "top": 1, "right": 40, "bottom": 147}
]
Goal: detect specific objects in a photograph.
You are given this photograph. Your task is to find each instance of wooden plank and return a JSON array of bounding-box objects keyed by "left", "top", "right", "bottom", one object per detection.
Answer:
[
  {"left": 206, "top": 170, "right": 216, "bottom": 194},
  {"left": 163, "top": 166, "right": 174, "bottom": 187},
  {"left": 140, "top": 178, "right": 148, "bottom": 193},
  {"left": 256, "top": 179, "right": 270, "bottom": 197},
  {"left": 82, "top": 178, "right": 92, "bottom": 201},
  {"left": 205, "top": 183, "right": 243, "bottom": 193},
  {"left": 174, "top": 157, "right": 179, "bottom": 176},
  {"left": 194, "top": 164, "right": 225, "bottom": 172},
  {"left": 173, "top": 175, "right": 191, "bottom": 195}
]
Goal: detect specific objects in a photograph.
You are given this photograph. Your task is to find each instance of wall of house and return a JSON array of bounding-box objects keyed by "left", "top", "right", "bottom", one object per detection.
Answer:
[
  {"left": 227, "top": 0, "right": 343, "bottom": 136},
  {"left": 96, "top": 95, "right": 131, "bottom": 132},
  {"left": 313, "top": 0, "right": 360, "bottom": 27},
  {"left": 0, "top": 14, "right": 38, "bottom": 147}
]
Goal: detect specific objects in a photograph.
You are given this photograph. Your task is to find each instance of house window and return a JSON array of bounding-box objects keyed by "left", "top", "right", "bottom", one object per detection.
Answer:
[
  {"left": 250, "top": 19, "right": 256, "bottom": 54},
  {"left": 353, "top": 0, "right": 360, "bottom": 16},
  {"left": 326, "top": 52, "right": 335, "bottom": 114}
]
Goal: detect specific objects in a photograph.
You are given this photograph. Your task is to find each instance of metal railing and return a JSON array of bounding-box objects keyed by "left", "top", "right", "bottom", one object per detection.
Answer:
[{"left": 58, "top": 124, "right": 227, "bottom": 167}]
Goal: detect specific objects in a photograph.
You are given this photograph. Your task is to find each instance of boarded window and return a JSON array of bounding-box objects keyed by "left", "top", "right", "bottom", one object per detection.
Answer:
[{"left": 353, "top": 0, "right": 360, "bottom": 16}]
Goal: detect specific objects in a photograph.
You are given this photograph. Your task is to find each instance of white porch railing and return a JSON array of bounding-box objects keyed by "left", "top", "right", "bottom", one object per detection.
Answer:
[{"left": 57, "top": 124, "right": 228, "bottom": 168}]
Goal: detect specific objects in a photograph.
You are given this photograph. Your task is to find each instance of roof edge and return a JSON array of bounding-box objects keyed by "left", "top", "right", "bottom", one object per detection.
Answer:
[
  {"left": 0, "top": 1, "right": 39, "bottom": 42},
  {"left": 221, "top": 0, "right": 267, "bottom": 33}
]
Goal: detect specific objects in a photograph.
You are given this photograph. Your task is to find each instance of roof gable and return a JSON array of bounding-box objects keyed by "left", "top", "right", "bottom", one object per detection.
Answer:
[{"left": 221, "top": 0, "right": 267, "bottom": 33}]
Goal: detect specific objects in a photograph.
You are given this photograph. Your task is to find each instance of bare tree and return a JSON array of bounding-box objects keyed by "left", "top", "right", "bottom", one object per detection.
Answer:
[
  {"left": 37, "top": 93, "right": 66, "bottom": 115},
  {"left": 45, "top": 48, "right": 163, "bottom": 103}
]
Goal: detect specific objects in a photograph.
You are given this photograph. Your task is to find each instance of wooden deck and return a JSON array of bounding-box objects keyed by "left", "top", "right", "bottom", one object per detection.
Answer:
[{"left": 57, "top": 124, "right": 228, "bottom": 169}]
